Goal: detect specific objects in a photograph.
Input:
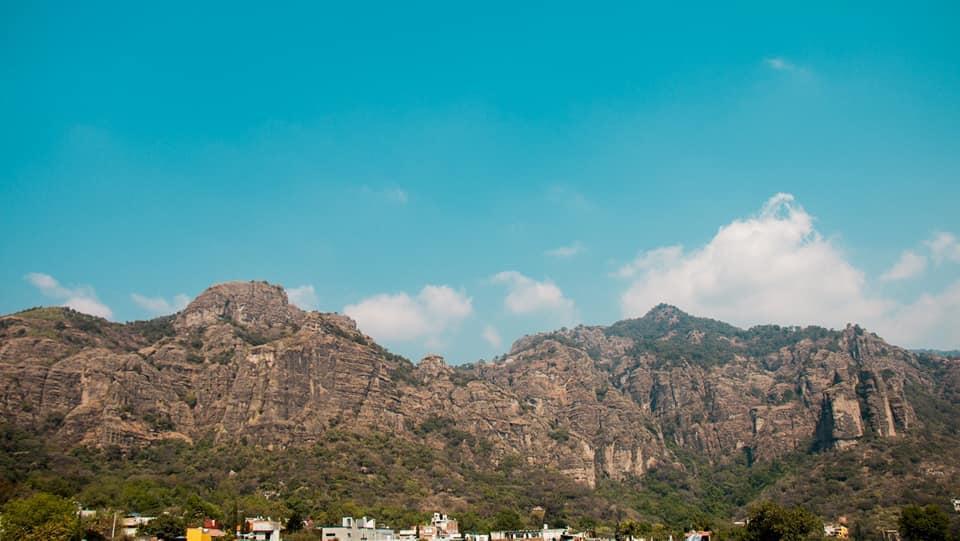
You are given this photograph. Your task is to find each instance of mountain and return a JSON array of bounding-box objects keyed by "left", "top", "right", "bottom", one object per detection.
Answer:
[{"left": 2, "top": 281, "right": 959, "bottom": 532}]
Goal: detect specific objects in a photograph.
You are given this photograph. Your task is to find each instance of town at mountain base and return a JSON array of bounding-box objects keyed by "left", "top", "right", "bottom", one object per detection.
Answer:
[{"left": 1, "top": 280, "right": 960, "bottom": 539}]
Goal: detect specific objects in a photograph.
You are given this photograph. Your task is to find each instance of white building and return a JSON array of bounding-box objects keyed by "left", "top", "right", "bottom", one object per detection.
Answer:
[
  {"left": 491, "top": 525, "right": 567, "bottom": 541},
  {"left": 238, "top": 517, "right": 283, "bottom": 541},
  {"left": 419, "top": 513, "right": 461, "bottom": 541},
  {"left": 121, "top": 514, "right": 156, "bottom": 540},
  {"left": 952, "top": 498, "right": 960, "bottom": 512},
  {"left": 322, "top": 516, "right": 397, "bottom": 541}
]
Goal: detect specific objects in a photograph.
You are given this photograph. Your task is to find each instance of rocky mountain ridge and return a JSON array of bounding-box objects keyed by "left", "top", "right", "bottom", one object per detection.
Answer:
[{"left": 1, "top": 281, "right": 956, "bottom": 488}]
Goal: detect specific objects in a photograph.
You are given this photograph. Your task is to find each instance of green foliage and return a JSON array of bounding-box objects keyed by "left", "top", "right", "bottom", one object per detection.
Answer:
[
  {"left": 491, "top": 509, "right": 524, "bottom": 531},
  {"left": 287, "top": 510, "right": 304, "bottom": 531},
  {"left": 0, "top": 492, "right": 81, "bottom": 541},
  {"left": 141, "top": 513, "right": 186, "bottom": 540},
  {"left": 742, "top": 501, "right": 823, "bottom": 541},
  {"left": 606, "top": 305, "right": 839, "bottom": 367},
  {"left": 126, "top": 316, "right": 177, "bottom": 343},
  {"left": 899, "top": 505, "right": 949, "bottom": 541},
  {"left": 618, "top": 519, "right": 653, "bottom": 539}
]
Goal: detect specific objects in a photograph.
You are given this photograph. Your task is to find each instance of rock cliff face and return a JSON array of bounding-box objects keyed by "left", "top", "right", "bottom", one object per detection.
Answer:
[{"left": 0, "top": 283, "right": 950, "bottom": 488}]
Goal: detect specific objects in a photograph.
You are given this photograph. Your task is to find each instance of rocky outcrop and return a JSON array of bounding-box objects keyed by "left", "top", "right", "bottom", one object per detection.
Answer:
[
  {"left": 175, "top": 281, "right": 305, "bottom": 336},
  {"left": 0, "top": 282, "right": 941, "bottom": 488}
]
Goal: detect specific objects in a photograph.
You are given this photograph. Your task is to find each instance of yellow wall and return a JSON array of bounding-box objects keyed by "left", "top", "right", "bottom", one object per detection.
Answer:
[{"left": 186, "top": 527, "right": 213, "bottom": 541}]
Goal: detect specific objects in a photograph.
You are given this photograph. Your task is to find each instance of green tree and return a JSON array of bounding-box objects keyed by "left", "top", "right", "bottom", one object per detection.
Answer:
[
  {"left": 288, "top": 511, "right": 304, "bottom": 532},
  {"left": 743, "top": 501, "right": 822, "bottom": 541},
  {"left": 492, "top": 509, "right": 525, "bottom": 531},
  {"left": 0, "top": 492, "right": 81, "bottom": 541},
  {"left": 899, "top": 505, "right": 949, "bottom": 541},
  {"left": 618, "top": 520, "right": 652, "bottom": 540},
  {"left": 141, "top": 513, "right": 186, "bottom": 541}
]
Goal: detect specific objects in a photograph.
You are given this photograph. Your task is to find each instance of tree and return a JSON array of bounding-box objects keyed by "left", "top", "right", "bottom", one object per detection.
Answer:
[
  {"left": 141, "top": 513, "right": 186, "bottom": 541},
  {"left": 899, "top": 505, "right": 948, "bottom": 541},
  {"left": 492, "top": 509, "right": 524, "bottom": 531},
  {"left": 742, "top": 501, "right": 822, "bottom": 541},
  {"left": 0, "top": 492, "right": 81, "bottom": 541},
  {"left": 287, "top": 511, "right": 304, "bottom": 532},
  {"left": 618, "top": 520, "right": 652, "bottom": 540}
]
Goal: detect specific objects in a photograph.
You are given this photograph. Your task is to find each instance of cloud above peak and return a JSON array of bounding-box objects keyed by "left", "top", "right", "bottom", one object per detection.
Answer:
[
  {"left": 879, "top": 250, "right": 927, "bottom": 282},
  {"left": 25, "top": 273, "right": 113, "bottom": 319},
  {"left": 492, "top": 271, "right": 576, "bottom": 324},
  {"left": 131, "top": 292, "right": 191, "bottom": 316},
  {"left": 344, "top": 285, "right": 472, "bottom": 345},
  {"left": 618, "top": 193, "right": 888, "bottom": 328},
  {"left": 616, "top": 195, "right": 960, "bottom": 348},
  {"left": 926, "top": 232, "right": 960, "bottom": 264},
  {"left": 286, "top": 284, "right": 319, "bottom": 310}
]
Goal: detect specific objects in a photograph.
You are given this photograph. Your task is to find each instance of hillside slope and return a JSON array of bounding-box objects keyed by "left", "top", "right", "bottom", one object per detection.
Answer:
[{"left": 2, "top": 280, "right": 959, "bottom": 532}]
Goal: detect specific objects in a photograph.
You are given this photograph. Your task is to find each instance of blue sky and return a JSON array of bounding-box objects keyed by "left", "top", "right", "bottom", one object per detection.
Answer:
[{"left": 2, "top": 2, "right": 959, "bottom": 362}]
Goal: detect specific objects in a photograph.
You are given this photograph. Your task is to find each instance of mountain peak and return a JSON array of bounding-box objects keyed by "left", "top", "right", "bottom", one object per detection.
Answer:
[
  {"left": 176, "top": 280, "right": 304, "bottom": 331},
  {"left": 643, "top": 303, "right": 690, "bottom": 323}
]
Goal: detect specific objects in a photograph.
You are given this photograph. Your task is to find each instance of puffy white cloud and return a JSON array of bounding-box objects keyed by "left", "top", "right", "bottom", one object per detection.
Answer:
[
  {"left": 614, "top": 245, "right": 684, "bottom": 278},
  {"left": 482, "top": 325, "right": 502, "bottom": 348},
  {"left": 879, "top": 251, "right": 927, "bottom": 282},
  {"left": 344, "top": 285, "right": 472, "bottom": 344},
  {"left": 546, "top": 241, "right": 585, "bottom": 258},
  {"left": 926, "top": 232, "right": 960, "bottom": 264},
  {"left": 286, "top": 284, "right": 319, "bottom": 310},
  {"left": 616, "top": 194, "right": 960, "bottom": 348},
  {"left": 25, "top": 273, "right": 113, "bottom": 319},
  {"left": 131, "top": 293, "right": 191, "bottom": 316},
  {"left": 618, "top": 193, "right": 891, "bottom": 328},
  {"left": 877, "top": 280, "right": 960, "bottom": 349},
  {"left": 492, "top": 271, "right": 576, "bottom": 323}
]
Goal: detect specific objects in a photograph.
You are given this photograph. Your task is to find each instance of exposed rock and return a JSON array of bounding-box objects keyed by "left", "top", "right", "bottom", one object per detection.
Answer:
[{"left": 0, "top": 285, "right": 942, "bottom": 488}]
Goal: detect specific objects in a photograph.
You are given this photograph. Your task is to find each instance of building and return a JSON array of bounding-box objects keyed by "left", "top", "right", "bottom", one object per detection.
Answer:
[
  {"left": 121, "top": 514, "right": 156, "bottom": 540},
  {"left": 491, "top": 525, "right": 567, "bottom": 541},
  {"left": 400, "top": 529, "right": 419, "bottom": 541},
  {"left": 238, "top": 517, "right": 283, "bottom": 541},
  {"left": 187, "top": 526, "right": 227, "bottom": 541},
  {"left": 465, "top": 534, "right": 490, "bottom": 541},
  {"left": 322, "top": 516, "right": 397, "bottom": 541},
  {"left": 952, "top": 498, "right": 960, "bottom": 512},
  {"left": 824, "top": 524, "right": 849, "bottom": 538},
  {"left": 419, "top": 513, "right": 460, "bottom": 541},
  {"left": 684, "top": 531, "right": 711, "bottom": 541}
]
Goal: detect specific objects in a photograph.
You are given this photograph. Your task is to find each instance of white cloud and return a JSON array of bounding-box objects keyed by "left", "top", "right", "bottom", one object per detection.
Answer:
[
  {"left": 130, "top": 293, "right": 191, "bottom": 316},
  {"left": 546, "top": 241, "right": 585, "bottom": 258},
  {"left": 764, "top": 56, "right": 808, "bottom": 72},
  {"left": 618, "top": 193, "right": 891, "bottom": 328},
  {"left": 615, "top": 245, "right": 684, "bottom": 278},
  {"left": 879, "top": 280, "right": 960, "bottom": 350},
  {"left": 615, "top": 194, "right": 960, "bottom": 348},
  {"left": 286, "top": 284, "right": 319, "bottom": 310},
  {"left": 764, "top": 57, "right": 792, "bottom": 71},
  {"left": 879, "top": 250, "right": 927, "bottom": 282},
  {"left": 25, "top": 273, "right": 113, "bottom": 319},
  {"left": 344, "top": 285, "right": 472, "bottom": 344},
  {"left": 491, "top": 271, "right": 577, "bottom": 323},
  {"left": 926, "top": 232, "right": 960, "bottom": 264},
  {"left": 482, "top": 325, "right": 502, "bottom": 349}
]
